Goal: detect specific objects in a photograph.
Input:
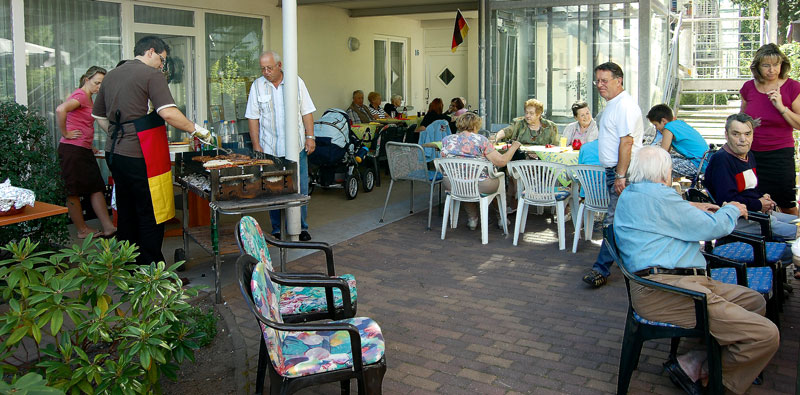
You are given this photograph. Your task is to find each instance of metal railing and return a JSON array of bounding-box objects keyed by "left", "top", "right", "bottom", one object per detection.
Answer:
[{"left": 682, "top": 12, "right": 766, "bottom": 80}]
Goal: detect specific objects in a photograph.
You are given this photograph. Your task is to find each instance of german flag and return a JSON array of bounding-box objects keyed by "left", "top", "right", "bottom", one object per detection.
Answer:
[{"left": 451, "top": 10, "right": 469, "bottom": 53}]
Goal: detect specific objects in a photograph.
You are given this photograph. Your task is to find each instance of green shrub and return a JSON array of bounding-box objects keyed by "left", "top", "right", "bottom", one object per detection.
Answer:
[
  {"left": 0, "top": 236, "right": 204, "bottom": 394},
  {"left": 0, "top": 101, "right": 68, "bottom": 247},
  {"left": 679, "top": 92, "right": 729, "bottom": 106}
]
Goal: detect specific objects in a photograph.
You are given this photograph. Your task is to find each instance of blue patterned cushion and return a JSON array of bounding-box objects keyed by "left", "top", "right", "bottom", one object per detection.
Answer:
[
  {"left": 710, "top": 267, "right": 773, "bottom": 294},
  {"left": 632, "top": 311, "right": 678, "bottom": 328},
  {"left": 555, "top": 190, "right": 571, "bottom": 201},
  {"left": 712, "top": 241, "right": 787, "bottom": 264}
]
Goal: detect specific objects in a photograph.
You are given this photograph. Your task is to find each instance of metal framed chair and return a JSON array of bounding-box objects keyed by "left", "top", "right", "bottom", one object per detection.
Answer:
[
  {"left": 379, "top": 142, "right": 443, "bottom": 230},
  {"left": 237, "top": 254, "right": 386, "bottom": 395},
  {"left": 235, "top": 216, "right": 356, "bottom": 323},
  {"left": 434, "top": 157, "right": 508, "bottom": 244},
  {"left": 603, "top": 226, "right": 725, "bottom": 395},
  {"left": 507, "top": 161, "right": 571, "bottom": 249},
  {"left": 570, "top": 165, "right": 610, "bottom": 253}
]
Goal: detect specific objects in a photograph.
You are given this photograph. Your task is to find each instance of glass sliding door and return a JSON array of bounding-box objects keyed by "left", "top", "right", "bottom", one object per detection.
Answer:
[
  {"left": 205, "top": 13, "right": 263, "bottom": 136},
  {"left": 489, "top": 1, "right": 640, "bottom": 125},
  {"left": 24, "top": 0, "right": 121, "bottom": 147}
]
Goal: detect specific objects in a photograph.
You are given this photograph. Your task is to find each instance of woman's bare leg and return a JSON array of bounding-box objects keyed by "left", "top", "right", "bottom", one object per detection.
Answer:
[
  {"left": 67, "top": 196, "right": 97, "bottom": 238},
  {"left": 89, "top": 192, "right": 116, "bottom": 236}
]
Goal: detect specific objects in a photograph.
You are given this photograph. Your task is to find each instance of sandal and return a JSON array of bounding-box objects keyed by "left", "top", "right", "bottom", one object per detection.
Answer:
[{"left": 77, "top": 229, "right": 99, "bottom": 239}]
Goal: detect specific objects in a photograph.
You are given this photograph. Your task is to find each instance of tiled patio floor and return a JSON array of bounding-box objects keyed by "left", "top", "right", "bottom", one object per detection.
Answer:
[{"left": 221, "top": 210, "right": 799, "bottom": 394}]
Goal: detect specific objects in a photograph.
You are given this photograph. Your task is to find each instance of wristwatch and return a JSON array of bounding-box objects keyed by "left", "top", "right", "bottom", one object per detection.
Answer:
[
  {"left": 305, "top": 135, "right": 315, "bottom": 140},
  {"left": 615, "top": 173, "right": 626, "bottom": 179}
]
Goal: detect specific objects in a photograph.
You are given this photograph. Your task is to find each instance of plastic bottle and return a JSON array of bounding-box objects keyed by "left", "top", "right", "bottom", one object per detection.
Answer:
[{"left": 354, "top": 145, "right": 369, "bottom": 163}]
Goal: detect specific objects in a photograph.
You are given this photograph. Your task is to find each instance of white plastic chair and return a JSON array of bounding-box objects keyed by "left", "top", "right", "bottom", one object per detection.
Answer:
[
  {"left": 380, "top": 142, "right": 443, "bottom": 230},
  {"left": 434, "top": 157, "right": 508, "bottom": 244},
  {"left": 507, "top": 161, "right": 571, "bottom": 249},
  {"left": 570, "top": 165, "right": 610, "bottom": 253}
]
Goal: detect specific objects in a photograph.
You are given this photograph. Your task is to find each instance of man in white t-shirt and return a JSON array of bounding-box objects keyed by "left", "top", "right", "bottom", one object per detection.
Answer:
[
  {"left": 582, "top": 61, "right": 644, "bottom": 288},
  {"left": 245, "top": 51, "right": 316, "bottom": 241}
]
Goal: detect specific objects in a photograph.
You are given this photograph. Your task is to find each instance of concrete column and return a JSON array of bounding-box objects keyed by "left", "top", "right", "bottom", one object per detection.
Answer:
[
  {"left": 479, "top": 0, "right": 487, "bottom": 118},
  {"left": 282, "top": 0, "right": 301, "bottom": 238},
  {"left": 768, "top": 0, "right": 778, "bottom": 43}
]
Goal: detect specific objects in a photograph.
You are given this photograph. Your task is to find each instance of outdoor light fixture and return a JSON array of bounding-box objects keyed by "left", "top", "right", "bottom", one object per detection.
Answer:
[{"left": 347, "top": 37, "right": 360, "bottom": 52}]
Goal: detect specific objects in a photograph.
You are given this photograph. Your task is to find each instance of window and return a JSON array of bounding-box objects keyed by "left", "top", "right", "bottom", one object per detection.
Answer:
[
  {"left": 0, "top": 0, "right": 12, "bottom": 102},
  {"left": 374, "top": 37, "right": 406, "bottom": 101},
  {"left": 24, "top": 0, "right": 121, "bottom": 147},
  {"left": 205, "top": 13, "right": 263, "bottom": 129},
  {"left": 134, "top": 5, "right": 194, "bottom": 27}
]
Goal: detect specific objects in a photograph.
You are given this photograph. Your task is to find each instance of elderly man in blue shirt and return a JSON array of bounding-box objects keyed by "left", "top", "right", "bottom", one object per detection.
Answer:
[{"left": 614, "top": 146, "right": 779, "bottom": 395}]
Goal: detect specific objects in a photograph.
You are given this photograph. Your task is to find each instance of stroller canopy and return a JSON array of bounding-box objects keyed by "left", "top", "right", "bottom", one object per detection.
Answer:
[{"left": 313, "top": 108, "right": 350, "bottom": 148}]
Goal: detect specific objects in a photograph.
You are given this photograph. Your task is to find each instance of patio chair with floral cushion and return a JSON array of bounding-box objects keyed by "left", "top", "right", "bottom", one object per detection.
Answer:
[
  {"left": 237, "top": 254, "right": 386, "bottom": 394},
  {"left": 235, "top": 215, "right": 357, "bottom": 322}
]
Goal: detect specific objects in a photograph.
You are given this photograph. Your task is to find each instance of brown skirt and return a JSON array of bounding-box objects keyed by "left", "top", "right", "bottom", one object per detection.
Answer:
[{"left": 58, "top": 143, "right": 105, "bottom": 196}]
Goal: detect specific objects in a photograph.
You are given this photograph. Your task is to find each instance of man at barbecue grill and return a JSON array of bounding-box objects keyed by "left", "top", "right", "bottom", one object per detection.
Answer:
[
  {"left": 92, "top": 35, "right": 212, "bottom": 266},
  {"left": 246, "top": 51, "right": 316, "bottom": 241}
]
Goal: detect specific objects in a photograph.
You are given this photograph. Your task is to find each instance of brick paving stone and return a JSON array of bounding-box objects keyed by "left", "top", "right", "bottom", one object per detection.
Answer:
[{"left": 475, "top": 354, "right": 514, "bottom": 369}]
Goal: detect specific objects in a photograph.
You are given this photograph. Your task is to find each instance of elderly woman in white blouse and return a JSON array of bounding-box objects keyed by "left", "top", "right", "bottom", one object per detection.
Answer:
[{"left": 562, "top": 101, "right": 598, "bottom": 145}]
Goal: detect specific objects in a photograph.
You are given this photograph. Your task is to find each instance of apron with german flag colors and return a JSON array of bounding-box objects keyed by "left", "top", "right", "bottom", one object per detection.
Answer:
[
  {"left": 132, "top": 111, "right": 175, "bottom": 224},
  {"left": 107, "top": 110, "right": 175, "bottom": 225}
]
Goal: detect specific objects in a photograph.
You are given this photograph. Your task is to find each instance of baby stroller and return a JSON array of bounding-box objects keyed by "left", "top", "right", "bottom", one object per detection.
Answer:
[{"left": 308, "top": 108, "right": 376, "bottom": 200}]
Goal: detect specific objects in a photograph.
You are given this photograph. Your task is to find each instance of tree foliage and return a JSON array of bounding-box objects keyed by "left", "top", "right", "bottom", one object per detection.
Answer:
[
  {"left": 780, "top": 42, "right": 800, "bottom": 80},
  {"left": 730, "top": 0, "right": 800, "bottom": 43}
]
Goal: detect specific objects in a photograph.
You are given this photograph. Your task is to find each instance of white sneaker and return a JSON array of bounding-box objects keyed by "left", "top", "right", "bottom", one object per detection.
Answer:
[
  {"left": 507, "top": 206, "right": 516, "bottom": 214},
  {"left": 467, "top": 217, "right": 478, "bottom": 230}
]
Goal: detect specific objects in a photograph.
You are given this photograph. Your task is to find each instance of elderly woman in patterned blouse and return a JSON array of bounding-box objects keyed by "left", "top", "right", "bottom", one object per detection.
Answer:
[
  {"left": 494, "top": 98, "right": 559, "bottom": 147},
  {"left": 441, "top": 112, "right": 521, "bottom": 230}
]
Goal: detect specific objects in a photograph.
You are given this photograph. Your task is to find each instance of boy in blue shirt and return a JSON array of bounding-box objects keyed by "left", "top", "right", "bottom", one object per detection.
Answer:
[{"left": 646, "top": 104, "right": 709, "bottom": 179}]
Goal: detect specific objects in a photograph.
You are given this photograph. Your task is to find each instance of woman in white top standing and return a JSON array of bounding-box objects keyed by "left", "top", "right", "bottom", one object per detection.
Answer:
[{"left": 562, "top": 101, "right": 598, "bottom": 146}]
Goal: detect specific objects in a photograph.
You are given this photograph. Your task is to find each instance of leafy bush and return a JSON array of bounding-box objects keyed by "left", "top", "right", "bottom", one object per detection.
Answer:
[
  {"left": 0, "top": 101, "right": 68, "bottom": 246},
  {"left": 0, "top": 236, "right": 205, "bottom": 394},
  {"left": 679, "top": 92, "right": 729, "bottom": 106}
]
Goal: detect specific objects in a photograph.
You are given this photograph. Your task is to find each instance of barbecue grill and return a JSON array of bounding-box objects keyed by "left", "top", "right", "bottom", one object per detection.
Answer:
[{"left": 174, "top": 148, "right": 309, "bottom": 303}]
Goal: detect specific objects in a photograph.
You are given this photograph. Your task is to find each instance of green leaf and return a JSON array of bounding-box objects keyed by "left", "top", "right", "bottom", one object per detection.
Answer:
[
  {"left": 50, "top": 311, "right": 64, "bottom": 335},
  {"left": 139, "top": 348, "right": 151, "bottom": 370},
  {"left": 31, "top": 323, "right": 42, "bottom": 344},
  {"left": 7, "top": 325, "right": 29, "bottom": 345}
]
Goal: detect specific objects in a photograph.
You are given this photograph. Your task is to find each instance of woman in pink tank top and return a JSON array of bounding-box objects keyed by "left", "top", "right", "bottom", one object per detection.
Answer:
[
  {"left": 740, "top": 44, "right": 800, "bottom": 217},
  {"left": 55, "top": 66, "right": 116, "bottom": 239}
]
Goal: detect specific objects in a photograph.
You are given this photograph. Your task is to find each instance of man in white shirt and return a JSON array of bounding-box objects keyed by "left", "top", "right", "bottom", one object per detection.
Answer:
[
  {"left": 582, "top": 61, "right": 644, "bottom": 288},
  {"left": 245, "top": 51, "right": 316, "bottom": 241}
]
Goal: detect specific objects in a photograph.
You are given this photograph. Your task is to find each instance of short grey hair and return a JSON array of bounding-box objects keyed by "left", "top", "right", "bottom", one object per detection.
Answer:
[
  {"left": 628, "top": 146, "right": 672, "bottom": 185},
  {"left": 724, "top": 113, "right": 761, "bottom": 134},
  {"left": 352, "top": 90, "right": 364, "bottom": 98},
  {"left": 260, "top": 51, "right": 281, "bottom": 63},
  {"left": 391, "top": 94, "right": 402, "bottom": 102}
]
